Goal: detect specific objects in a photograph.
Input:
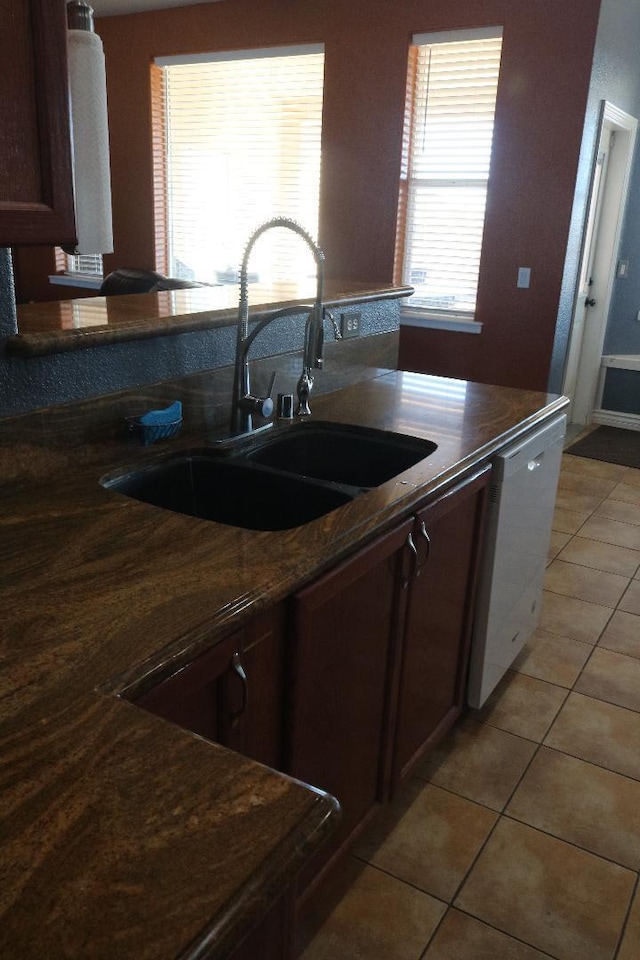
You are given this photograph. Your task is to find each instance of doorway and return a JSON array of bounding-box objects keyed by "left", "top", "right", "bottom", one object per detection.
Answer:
[{"left": 563, "top": 101, "right": 637, "bottom": 427}]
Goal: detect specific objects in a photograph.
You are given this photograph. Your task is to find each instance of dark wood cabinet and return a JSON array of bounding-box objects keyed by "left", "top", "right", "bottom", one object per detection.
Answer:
[
  {"left": 392, "top": 468, "right": 489, "bottom": 786},
  {"left": 229, "top": 895, "right": 292, "bottom": 960},
  {"left": 286, "top": 520, "right": 413, "bottom": 890},
  {"left": 133, "top": 467, "right": 489, "bottom": 953},
  {"left": 136, "top": 604, "right": 286, "bottom": 769},
  {"left": 286, "top": 469, "right": 489, "bottom": 897},
  {"left": 0, "top": 0, "right": 75, "bottom": 245}
]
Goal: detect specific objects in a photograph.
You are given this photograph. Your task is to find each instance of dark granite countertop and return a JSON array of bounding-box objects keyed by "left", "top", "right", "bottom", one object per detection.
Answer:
[
  {"left": 0, "top": 371, "right": 568, "bottom": 958},
  {"left": 9, "top": 280, "right": 412, "bottom": 356}
]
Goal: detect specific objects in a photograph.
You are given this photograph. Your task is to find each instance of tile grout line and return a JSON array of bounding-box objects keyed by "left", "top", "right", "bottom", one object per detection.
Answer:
[
  {"left": 434, "top": 471, "right": 636, "bottom": 951},
  {"left": 551, "top": 551, "right": 640, "bottom": 579},
  {"left": 541, "top": 696, "right": 640, "bottom": 784},
  {"left": 542, "top": 582, "right": 623, "bottom": 613},
  {"left": 423, "top": 905, "right": 562, "bottom": 960},
  {"left": 301, "top": 451, "right": 640, "bottom": 959},
  {"left": 613, "top": 872, "right": 640, "bottom": 960},
  {"left": 434, "top": 683, "right": 573, "bottom": 940},
  {"left": 447, "top": 459, "right": 640, "bottom": 954},
  {"left": 498, "top": 808, "right": 640, "bottom": 875}
]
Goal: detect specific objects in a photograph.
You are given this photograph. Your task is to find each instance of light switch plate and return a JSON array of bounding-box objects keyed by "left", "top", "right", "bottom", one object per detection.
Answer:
[{"left": 517, "top": 267, "right": 531, "bottom": 289}]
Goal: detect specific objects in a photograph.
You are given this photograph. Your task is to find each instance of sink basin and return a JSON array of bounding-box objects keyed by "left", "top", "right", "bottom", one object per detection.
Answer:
[
  {"left": 101, "top": 452, "right": 353, "bottom": 531},
  {"left": 245, "top": 421, "right": 437, "bottom": 489},
  {"left": 102, "top": 423, "right": 437, "bottom": 530}
]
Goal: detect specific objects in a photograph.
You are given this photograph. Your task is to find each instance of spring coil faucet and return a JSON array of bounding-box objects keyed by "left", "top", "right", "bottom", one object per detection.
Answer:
[{"left": 231, "top": 217, "right": 329, "bottom": 436}]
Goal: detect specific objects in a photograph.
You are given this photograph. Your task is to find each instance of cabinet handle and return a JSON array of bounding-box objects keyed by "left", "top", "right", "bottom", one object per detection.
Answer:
[
  {"left": 416, "top": 521, "right": 431, "bottom": 577},
  {"left": 229, "top": 652, "right": 249, "bottom": 725},
  {"left": 402, "top": 532, "right": 418, "bottom": 588}
]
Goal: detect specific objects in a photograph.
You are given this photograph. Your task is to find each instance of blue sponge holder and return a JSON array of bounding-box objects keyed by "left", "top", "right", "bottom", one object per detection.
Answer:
[{"left": 127, "top": 400, "right": 183, "bottom": 446}]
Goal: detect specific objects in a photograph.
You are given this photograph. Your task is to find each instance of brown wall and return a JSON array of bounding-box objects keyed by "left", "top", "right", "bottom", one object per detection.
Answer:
[
  {"left": 12, "top": 247, "right": 98, "bottom": 303},
  {"left": 20, "top": 0, "right": 602, "bottom": 391}
]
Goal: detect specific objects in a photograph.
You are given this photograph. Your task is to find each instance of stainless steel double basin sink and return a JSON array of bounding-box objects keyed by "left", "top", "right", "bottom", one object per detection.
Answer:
[{"left": 101, "top": 421, "right": 437, "bottom": 531}]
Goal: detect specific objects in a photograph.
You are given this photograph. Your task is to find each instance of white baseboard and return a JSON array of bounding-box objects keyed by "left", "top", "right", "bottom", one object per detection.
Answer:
[{"left": 592, "top": 409, "right": 640, "bottom": 432}]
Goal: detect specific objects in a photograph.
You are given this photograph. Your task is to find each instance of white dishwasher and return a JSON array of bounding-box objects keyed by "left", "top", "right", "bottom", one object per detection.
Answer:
[{"left": 467, "top": 414, "right": 566, "bottom": 709}]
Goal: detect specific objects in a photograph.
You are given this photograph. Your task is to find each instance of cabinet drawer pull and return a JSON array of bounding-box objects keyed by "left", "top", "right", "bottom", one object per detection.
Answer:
[
  {"left": 402, "top": 532, "right": 418, "bottom": 588},
  {"left": 416, "top": 521, "right": 431, "bottom": 577},
  {"left": 229, "top": 652, "right": 249, "bottom": 723}
]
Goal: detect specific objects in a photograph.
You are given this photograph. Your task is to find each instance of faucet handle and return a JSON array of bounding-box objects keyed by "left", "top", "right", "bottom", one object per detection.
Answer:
[
  {"left": 238, "top": 370, "right": 277, "bottom": 419},
  {"left": 296, "top": 369, "right": 314, "bottom": 416},
  {"left": 262, "top": 369, "right": 277, "bottom": 416},
  {"left": 239, "top": 394, "right": 274, "bottom": 418}
]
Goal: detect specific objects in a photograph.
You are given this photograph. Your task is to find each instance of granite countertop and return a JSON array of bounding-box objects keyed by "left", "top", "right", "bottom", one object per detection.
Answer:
[
  {"left": 9, "top": 280, "right": 412, "bottom": 356},
  {"left": 0, "top": 371, "right": 568, "bottom": 959}
]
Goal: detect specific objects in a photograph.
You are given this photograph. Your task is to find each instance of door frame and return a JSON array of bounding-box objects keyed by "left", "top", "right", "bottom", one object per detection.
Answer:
[{"left": 563, "top": 101, "right": 637, "bottom": 425}]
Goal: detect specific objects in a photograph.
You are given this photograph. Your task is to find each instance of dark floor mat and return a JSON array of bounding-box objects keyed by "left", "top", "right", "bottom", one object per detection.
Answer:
[{"left": 566, "top": 425, "right": 640, "bottom": 468}]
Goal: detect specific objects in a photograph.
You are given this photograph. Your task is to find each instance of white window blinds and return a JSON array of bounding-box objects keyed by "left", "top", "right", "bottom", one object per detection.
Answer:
[
  {"left": 156, "top": 46, "right": 325, "bottom": 286},
  {"left": 64, "top": 253, "right": 104, "bottom": 277},
  {"left": 398, "top": 30, "right": 503, "bottom": 315}
]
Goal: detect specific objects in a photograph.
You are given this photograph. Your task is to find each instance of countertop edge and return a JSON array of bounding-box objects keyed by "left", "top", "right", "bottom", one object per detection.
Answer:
[
  {"left": 9, "top": 284, "right": 414, "bottom": 357},
  {"left": 179, "top": 789, "right": 340, "bottom": 960}
]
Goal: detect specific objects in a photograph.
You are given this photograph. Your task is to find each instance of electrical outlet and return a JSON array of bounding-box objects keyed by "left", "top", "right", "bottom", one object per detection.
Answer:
[{"left": 341, "top": 311, "right": 361, "bottom": 339}]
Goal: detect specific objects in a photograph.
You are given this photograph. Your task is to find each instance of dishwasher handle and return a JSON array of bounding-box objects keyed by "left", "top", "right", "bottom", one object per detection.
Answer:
[{"left": 494, "top": 414, "right": 566, "bottom": 481}]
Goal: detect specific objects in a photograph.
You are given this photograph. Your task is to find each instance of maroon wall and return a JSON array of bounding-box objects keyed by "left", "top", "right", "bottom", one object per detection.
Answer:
[{"left": 32, "top": 0, "right": 604, "bottom": 391}]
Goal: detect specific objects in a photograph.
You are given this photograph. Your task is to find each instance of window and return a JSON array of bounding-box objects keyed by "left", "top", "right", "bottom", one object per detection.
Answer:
[
  {"left": 153, "top": 45, "right": 325, "bottom": 288},
  {"left": 64, "top": 253, "right": 104, "bottom": 277},
  {"left": 396, "top": 28, "right": 503, "bottom": 318},
  {"left": 50, "top": 249, "right": 104, "bottom": 290}
]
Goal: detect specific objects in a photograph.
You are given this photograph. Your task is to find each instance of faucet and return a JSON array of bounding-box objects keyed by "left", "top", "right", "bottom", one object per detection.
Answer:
[{"left": 230, "top": 217, "right": 332, "bottom": 437}]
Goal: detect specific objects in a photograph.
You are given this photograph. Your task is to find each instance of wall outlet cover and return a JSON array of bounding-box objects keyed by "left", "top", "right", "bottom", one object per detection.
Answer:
[{"left": 341, "top": 312, "right": 361, "bottom": 339}]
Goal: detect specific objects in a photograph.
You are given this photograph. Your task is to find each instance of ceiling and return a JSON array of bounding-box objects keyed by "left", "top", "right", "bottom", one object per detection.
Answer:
[{"left": 90, "top": 0, "right": 223, "bottom": 16}]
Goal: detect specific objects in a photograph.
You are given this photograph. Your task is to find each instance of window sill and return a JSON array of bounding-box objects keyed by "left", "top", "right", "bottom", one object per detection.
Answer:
[
  {"left": 49, "top": 273, "right": 103, "bottom": 291},
  {"left": 400, "top": 306, "right": 482, "bottom": 334}
]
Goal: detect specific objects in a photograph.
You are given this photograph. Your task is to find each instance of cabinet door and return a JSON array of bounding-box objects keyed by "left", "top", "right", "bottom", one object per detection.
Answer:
[
  {"left": 288, "top": 520, "right": 412, "bottom": 889},
  {"left": 0, "top": 0, "right": 75, "bottom": 245},
  {"left": 136, "top": 605, "right": 286, "bottom": 767},
  {"left": 393, "top": 470, "right": 489, "bottom": 785}
]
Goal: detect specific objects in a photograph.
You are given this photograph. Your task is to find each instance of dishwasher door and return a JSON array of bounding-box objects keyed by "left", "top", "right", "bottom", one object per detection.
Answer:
[{"left": 467, "top": 414, "right": 566, "bottom": 709}]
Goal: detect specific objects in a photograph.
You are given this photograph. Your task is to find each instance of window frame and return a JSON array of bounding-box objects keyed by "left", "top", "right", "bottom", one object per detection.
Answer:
[
  {"left": 396, "top": 26, "right": 503, "bottom": 332},
  {"left": 49, "top": 250, "right": 104, "bottom": 290},
  {"left": 152, "top": 44, "right": 325, "bottom": 287}
]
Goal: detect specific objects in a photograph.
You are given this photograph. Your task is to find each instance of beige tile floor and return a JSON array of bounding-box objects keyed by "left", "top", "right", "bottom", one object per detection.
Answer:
[{"left": 297, "top": 451, "right": 640, "bottom": 960}]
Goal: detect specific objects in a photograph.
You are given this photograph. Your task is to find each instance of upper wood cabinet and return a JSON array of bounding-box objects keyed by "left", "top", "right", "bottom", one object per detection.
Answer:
[{"left": 0, "top": 0, "right": 76, "bottom": 246}]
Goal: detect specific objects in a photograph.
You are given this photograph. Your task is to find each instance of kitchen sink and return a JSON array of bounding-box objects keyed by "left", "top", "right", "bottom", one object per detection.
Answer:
[
  {"left": 245, "top": 421, "right": 438, "bottom": 489},
  {"left": 101, "top": 452, "right": 353, "bottom": 531},
  {"left": 101, "top": 422, "right": 437, "bottom": 530}
]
